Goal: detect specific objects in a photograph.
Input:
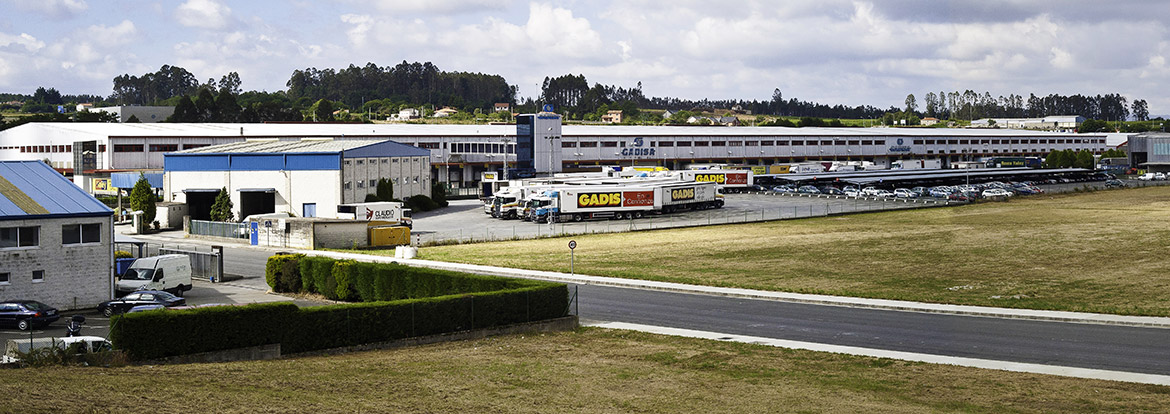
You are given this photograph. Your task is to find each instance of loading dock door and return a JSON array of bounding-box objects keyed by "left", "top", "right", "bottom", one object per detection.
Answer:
[
  {"left": 238, "top": 188, "right": 276, "bottom": 219},
  {"left": 182, "top": 189, "right": 220, "bottom": 221}
]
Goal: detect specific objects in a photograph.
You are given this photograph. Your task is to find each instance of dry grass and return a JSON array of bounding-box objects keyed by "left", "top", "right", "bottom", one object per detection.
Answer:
[
  {"left": 3, "top": 328, "right": 1167, "bottom": 413},
  {"left": 418, "top": 186, "right": 1170, "bottom": 316}
]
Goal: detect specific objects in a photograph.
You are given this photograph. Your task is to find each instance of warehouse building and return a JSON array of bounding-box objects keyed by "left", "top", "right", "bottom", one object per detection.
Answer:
[
  {"left": 0, "top": 160, "right": 114, "bottom": 310},
  {"left": 163, "top": 138, "right": 430, "bottom": 220},
  {"left": 1126, "top": 132, "right": 1170, "bottom": 173},
  {"left": 0, "top": 117, "right": 1106, "bottom": 190}
]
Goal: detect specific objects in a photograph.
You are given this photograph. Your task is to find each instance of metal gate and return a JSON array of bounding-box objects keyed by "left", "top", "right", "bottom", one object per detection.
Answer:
[{"left": 158, "top": 247, "right": 224, "bottom": 282}]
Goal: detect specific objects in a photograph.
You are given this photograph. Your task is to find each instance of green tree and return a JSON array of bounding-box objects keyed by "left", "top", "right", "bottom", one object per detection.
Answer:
[
  {"left": 375, "top": 178, "right": 393, "bottom": 201},
  {"left": 168, "top": 95, "right": 199, "bottom": 122},
  {"left": 128, "top": 173, "right": 156, "bottom": 226},
  {"left": 430, "top": 181, "right": 448, "bottom": 208},
  {"left": 210, "top": 187, "right": 234, "bottom": 221},
  {"left": 1075, "top": 150, "right": 1095, "bottom": 169},
  {"left": 311, "top": 99, "right": 334, "bottom": 122}
]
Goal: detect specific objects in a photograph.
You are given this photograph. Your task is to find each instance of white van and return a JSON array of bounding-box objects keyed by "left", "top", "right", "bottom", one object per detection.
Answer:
[
  {"left": 3, "top": 336, "right": 113, "bottom": 364},
  {"left": 115, "top": 254, "right": 193, "bottom": 296}
]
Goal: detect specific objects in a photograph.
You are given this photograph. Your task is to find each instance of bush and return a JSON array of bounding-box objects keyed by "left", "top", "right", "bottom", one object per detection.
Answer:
[
  {"left": 332, "top": 259, "right": 357, "bottom": 301},
  {"left": 265, "top": 254, "right": 304, "bottom": 292},
  {"left": 298, "top": 255, "right": 334, "bottom": 295},
  {"left": 406, "top": 194, "right": 439, "bottom": 212},
  {"left": 114, "top": 250, "right": 134, "bottom": 259},
  {"left": 109, "top": 302, "right": 298, "bottom": 360}
]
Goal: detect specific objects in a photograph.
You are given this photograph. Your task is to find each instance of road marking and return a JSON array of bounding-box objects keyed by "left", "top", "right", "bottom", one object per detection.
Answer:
[{"left": 587, "top": 321, "right": 1170, "bottom": 386}]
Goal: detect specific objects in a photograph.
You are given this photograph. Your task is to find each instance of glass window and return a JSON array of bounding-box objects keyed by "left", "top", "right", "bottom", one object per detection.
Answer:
[
  {"left": 0, "top": 272, "right": 8, "bottom": 284},
  {"left": 1, "top": 226, "right": 38, "bottom": 248},
  {"left": 32, "top": 270, "right": 43, "bottom": 283},
  {"left": 62, "top": 224, "right": 81, "bottom": 244},
  {"left": 369, "top": 180, "right": 377, "bottom": 187},
  {"left": 357, "top": 181, "right": 365, "bottom": 188},
  {"left": 579, "top": 142, "right": 598, "bottom": 148},
  {"left": 344, "top": 181, "right": 352, "bottom": 189}
]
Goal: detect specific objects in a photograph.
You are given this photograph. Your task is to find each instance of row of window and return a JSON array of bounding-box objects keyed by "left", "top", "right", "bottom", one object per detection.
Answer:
[
  {"left": 0, "top": 270, "right": 44, "bottom": 285},
  {"left": 344, "top": 176, "right": 425, "bottom": 190},
  {"left": 113, "top": 143, "right": 209, "bottom": 153},
  {"left": 0, "top": 223, "right": 101, "bottom": 249},
  {"left": 343, "top": 157, "right": 421, "bottom": 165},
  {"left": 450, "top": 143, "right": 515, "bottom": 154}
]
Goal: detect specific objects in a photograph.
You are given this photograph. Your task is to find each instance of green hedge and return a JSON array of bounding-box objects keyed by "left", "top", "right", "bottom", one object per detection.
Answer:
[
  {"left": 108, "top": 302, "right": 298, "bottom": 360},
  {"left": 109, "top": 257, "right": 570, "bottom": 360}
]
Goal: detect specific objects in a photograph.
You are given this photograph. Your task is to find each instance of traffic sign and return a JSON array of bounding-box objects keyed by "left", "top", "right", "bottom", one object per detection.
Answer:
[{"left": 568, "top": 240, "right": 577, "bottom": 250}]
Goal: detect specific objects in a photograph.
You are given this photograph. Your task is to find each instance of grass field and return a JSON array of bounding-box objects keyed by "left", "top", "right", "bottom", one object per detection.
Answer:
[
  {"left": 2, "top": 328, "right": 1166, "bottom": 413},
  {"left": 418, "top": 186, "right": 1170, "bottom": 316}
]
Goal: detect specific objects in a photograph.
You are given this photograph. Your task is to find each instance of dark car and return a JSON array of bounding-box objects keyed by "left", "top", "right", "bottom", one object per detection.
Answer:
[
  {"left": 98, "top": 290, "right": 186, "bottom": 317},
  {"left": 0, "top": 300, "right": 60, "bottom": 331},
  {"left": 1105, "top": 179, "right": 1127, "bottom": 188}
]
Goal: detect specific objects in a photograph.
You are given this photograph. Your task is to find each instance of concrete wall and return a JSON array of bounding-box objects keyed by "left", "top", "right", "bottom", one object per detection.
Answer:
[
  {"left": 0, "top": 215, "right": 113, "bottom": 310},
  {"left": 312, "top": 221, "right": 370, "bottom": 249},
  {"left": 157, "top": 202, "right": 188, "bottom": 230},
  {"left": 244, "top": 218, "right": 368, "bottom": 250}
]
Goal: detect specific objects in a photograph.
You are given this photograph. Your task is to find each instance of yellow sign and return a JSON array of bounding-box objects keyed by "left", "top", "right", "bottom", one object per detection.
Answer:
[
  {"left": 671, "top": 187, "right": 695, "bottom": 201},
  {"left": 578, "top": 192, "right": 622, "bottom": 208},
  {"left": 92, "top": 178, "right": 114, "bottom": 192},
  {"left": 695, "top": 173, "right": 726, "bottom": 184}
]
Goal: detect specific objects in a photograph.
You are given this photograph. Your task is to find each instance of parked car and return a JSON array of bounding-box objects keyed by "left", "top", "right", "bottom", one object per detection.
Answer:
[
  {"left": 910, "top": 187, "right": 928, "bottom": 197},
  {"left": 983, "top": 188, "right": 1014, "bottom": 198},
  {"left": 821, "top": 187, "right": 845, "bottom": 195},
  {"left": 1157, "top": 173, "right": 1167, "bottom": 181},
  {"left": 874, "top": 190, "right": 896, "bottom": 198},
  {"left": 797, "top": 185, "right": 821, "bottom": 194},
  {"left": 861, "top": 186, "right": 882, "bottom": 196},
  {"left": 98, "top": 290, "right": 186, "bottom": 317},
  {"left": 1105, "top": 179, "right": 1127, "bottom": 188},
  {"left": 893, "top": 188, "right": 916, "bottom": 198},
  {"left": 844, "top": 189, "right": 861, "bottom": 197},
  {"left": 0, "top": 300, "right": 60, "bottom": 331}
]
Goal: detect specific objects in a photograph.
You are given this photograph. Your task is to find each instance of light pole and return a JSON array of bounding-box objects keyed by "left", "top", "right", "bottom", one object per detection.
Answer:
[{"left": 502, "top": 135, "right": 509, "bottom": 181}]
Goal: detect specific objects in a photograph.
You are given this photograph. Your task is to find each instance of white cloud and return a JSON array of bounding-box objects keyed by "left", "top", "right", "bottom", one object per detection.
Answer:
[
  {"left": 354, "top": 0, "right": 509, "bottom": 14},
  {"left": 0, "top": 32, "right": 46, "bottom": 52},
  {"left": 175, "top": 0, "right": 233, "bottom": 30},
  {"left": 7, "top": 0, "right": 88, "bottom": 19}
]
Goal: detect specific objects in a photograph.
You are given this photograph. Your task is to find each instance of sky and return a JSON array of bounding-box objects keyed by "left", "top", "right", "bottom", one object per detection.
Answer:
[{"left": 1, "top": 0, "right": 1168, "bottom": 116}]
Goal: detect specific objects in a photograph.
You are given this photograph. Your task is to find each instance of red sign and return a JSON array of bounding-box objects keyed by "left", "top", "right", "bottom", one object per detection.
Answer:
[
  {"left": 725, "top": 173, "right": 748, "bottom": 185},
  {"left": 622, "top": 191, "right": 654, "bottom": 207}
]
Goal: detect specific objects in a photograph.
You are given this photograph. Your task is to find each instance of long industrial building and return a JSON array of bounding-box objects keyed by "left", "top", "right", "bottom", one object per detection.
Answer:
[{"left": 0, "top": 116, "right": 1108, "bottom": 190}]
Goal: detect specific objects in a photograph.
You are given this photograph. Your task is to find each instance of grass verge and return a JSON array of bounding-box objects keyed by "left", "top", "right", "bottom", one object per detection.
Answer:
[
  {"left": 407, "top": 186, "right": 1170, "bottom": 316},
  {"left": 2, "top": 328, "right": 1167, "bottom": 413}
]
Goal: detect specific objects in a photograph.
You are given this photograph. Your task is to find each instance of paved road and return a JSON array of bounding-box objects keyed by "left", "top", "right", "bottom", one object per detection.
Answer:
[
  {"left": 90, "top": 240, "right": 1170, "bottom": 376},
  {"left": 574, "top": 284, "right": 1170, "bottom": 375}
]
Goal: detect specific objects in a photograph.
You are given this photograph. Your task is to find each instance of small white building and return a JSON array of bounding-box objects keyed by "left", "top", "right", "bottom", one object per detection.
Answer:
[
  {"left": 163, "top": 138, "right": 431, "bottom": 221},
  {"left": 0, "top": 161, "right": 114, "bottom": 310}
]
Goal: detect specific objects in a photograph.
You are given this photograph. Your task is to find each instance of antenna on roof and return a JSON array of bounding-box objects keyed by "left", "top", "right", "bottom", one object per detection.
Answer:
[{"left": 240, "top": 127, "right": 243, "bottom": 136}]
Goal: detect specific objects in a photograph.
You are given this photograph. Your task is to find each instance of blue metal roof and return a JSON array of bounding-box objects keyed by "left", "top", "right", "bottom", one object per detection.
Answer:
[{"left": 0, "top": 161, "right": 112, "bottom": 220}]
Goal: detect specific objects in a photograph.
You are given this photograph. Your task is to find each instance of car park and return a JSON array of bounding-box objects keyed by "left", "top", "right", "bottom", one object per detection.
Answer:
[
  {"left": 98, "top": 290, "right": 186, "bottom": 317},
  {"left": 0, "top": 300, "right": 60, "bottom": 331}
]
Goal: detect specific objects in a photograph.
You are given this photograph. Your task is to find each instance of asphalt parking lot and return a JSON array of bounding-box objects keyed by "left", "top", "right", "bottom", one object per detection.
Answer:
[{"left": 411, "top": 192, "right": 947, "bottom": 244}]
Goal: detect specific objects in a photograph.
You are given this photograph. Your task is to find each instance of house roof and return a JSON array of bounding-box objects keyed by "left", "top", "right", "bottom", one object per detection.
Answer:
[{"left": 0, "top": 160, "right": 112, "bottom": 220}]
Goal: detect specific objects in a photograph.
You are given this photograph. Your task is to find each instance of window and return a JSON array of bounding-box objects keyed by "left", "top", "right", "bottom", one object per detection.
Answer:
[
  {"left": 32, "top": 270, "right": 43, "bottom": 283},
  {"left": 343, "top": 181, "right": 352, "bottom": 190},
  {"left": 792, "top": 141, "right": 804, "bottom": 146},
  {"left": 382, "top": 159, "right": 388, "bottom": 163},
  {"left": 0, "top": 226, "right": 38, "bottom": 248},
  {"left": 744, "top": 141, "right": 758, "bottom": 146},
  {"left": 0, "top": 272, "right": 8, "bottom": 285},
  {"left": 344, "top": 160, "right": 351, "bottom": 165},
  {"left": 601, "top": 142, "right": 618, "bottom": 147},
  {"left": 562, "top": 142, "right": 577, "bottom": 148},
  {"left": 862, "top": 140, "right": 873, "bottom": 146},
  {"left": 113, "top": 144, "right": 144, "bottom": 152},
  {"left": 62, "top": 223, "right": 101, "bottom": 245},
  {"left": 849, "top": 140, "right": 860, "bottom": 145},
  {"left": 369, "top": 180, "right": 377, "bottom": 187},
  {"left": 710, "top": 141, "right": 726, "bottom": 147},
  {"left": 676, "top": 141, "right": 691, "bottom": 147},
  {"left": 149, "top": 144, "right": 178, "bottom": 152},
  {"left": 579, "top": 142, "right": 598, "bottom": 148},
  {"left": 767, "top": 141, "right": 780, "bottom": 146},
  {"left": 182, "top": 144, "right": 209, "bottom": 150},
  {"left": 357, "top": 181, "right": 365, "bottom": 188},
  {"left": 820, "top": 141, "right": 832, "bottom": 146},
  {"left": 694, "top": 141, "right": 709, "bottom": 147},
  {"left": 357, "top": 160, "right": 364, "bottom": 165},
  {"left": 658, "top": 141, "right": 674, "bottom": 147}
]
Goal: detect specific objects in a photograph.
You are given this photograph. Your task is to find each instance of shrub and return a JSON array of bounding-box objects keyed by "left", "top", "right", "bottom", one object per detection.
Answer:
[
  {"left": 406, "top": 194, "right": 439, "bottom": 212},
  {"left": 279, "top": 258, "right": 302, "bottom": 293},
  {"left": 298, "top": 255, "right": 334, "bottom": 295},
  {"left": 114, "top": 250, "right": 134, "bottom": 259},
  {"left": 265, "top": 254, "right": 304, "bottom": 292},
  {"left": 109, "top": 302, "right": 298, "bottom": 360},
  {"left": 332, "top": 259, "right": 358, "bottom": 301}
]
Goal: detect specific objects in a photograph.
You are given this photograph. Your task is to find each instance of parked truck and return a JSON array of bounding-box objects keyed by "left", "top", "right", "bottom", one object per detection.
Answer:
[
  {"left": 337, "top": 202, "right": 412, "bottom": 228},
  {"left": 675, "top": 169, "right": 754, "bottom": 192},
  {"left": 891, "top": 159, "right": 943, "bottom": 170},
  {"left": 532, "top": 181, "right": 722, "bottom": 223},
  {"left": 491, "top": 185, "right": 552, "bottom": 219}
]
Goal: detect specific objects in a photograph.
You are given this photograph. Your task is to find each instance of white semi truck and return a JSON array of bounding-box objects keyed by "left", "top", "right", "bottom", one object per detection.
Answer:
[
  {"left": 531, "top": 181, "right": 722, "bottom": 223},
  {"left": 675, "top": 169, "right": 754, "bottom": 192}
]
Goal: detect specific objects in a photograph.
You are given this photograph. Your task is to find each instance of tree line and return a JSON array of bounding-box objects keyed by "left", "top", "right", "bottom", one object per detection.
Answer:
[{"left": 907, "top": 91, "right": 1149, "bottom": 122}]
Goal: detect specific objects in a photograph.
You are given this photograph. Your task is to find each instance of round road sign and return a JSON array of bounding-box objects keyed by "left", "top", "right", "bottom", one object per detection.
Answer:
[{"left": 568, "top": 240, "right": 577, "bottom": 250}]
